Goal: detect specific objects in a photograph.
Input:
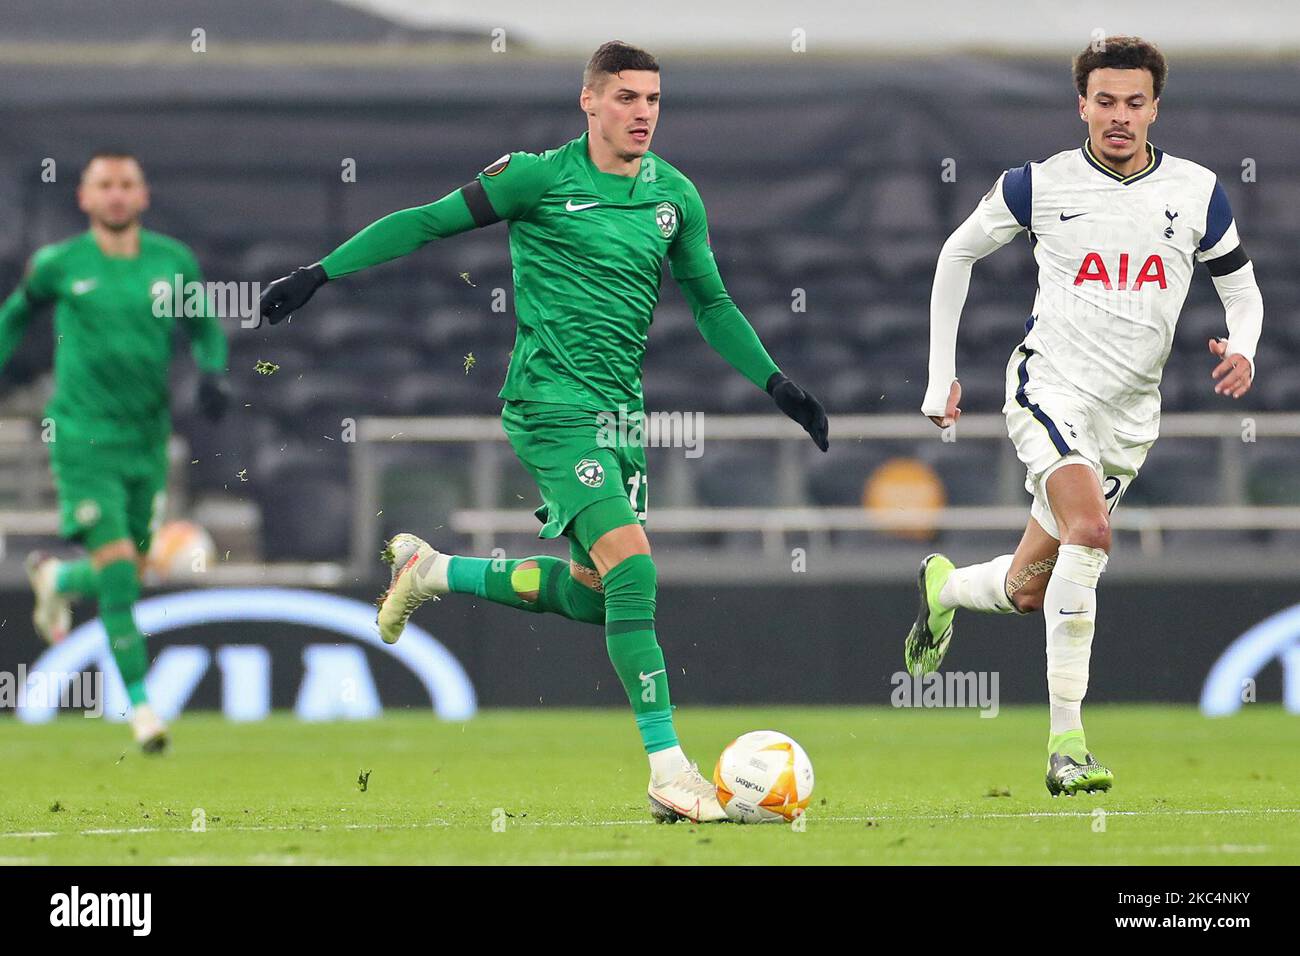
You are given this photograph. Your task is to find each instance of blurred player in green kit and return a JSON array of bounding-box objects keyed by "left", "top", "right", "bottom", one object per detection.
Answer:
[
  {"left": 0, "top": 150, "right": 230, "bottom": 752},
  {"left": 260, "top": 42, "right": 828, "bottom": 821}
]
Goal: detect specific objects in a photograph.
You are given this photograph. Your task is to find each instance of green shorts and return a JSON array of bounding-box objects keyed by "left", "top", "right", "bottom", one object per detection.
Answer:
[
  {"left": 50, "top": 438, "right": 168, "bottom": 552},
  {"left": 502, "top": 401, "right": 648, "bottom": 541}
]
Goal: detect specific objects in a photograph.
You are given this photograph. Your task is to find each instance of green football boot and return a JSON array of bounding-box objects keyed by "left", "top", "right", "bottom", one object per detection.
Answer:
[
  {"left": 1045, "top": 730, "right": 1114, "bottom": 796},
  {"left": 904, "top": 553, "right": 956, "bottom": 677}
]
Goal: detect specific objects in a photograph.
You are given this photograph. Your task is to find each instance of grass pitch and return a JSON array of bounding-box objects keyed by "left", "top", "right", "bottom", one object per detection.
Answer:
[{"left": 1, "top": 705, "right": 1297, "bottom": 865}]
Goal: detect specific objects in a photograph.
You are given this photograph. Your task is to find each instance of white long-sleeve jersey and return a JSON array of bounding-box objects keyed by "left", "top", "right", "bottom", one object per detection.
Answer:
[{"left": 924, "top": 141, "right": 1264, "bottom": 439}]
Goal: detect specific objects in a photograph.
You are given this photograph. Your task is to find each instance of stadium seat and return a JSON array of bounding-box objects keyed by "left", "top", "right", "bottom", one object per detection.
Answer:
[
  {"left": 848, "top": 302, "right": 924, "bottom": 351},
  {"left": 861, "top": 237, "right": 940, "bottom": 283},
  {"left": 959, "top": 304, "right": 1026, "bottom": 352},
  {"left": 374, "top": 446, "right": 476, "bottom": 553},
  {"left": 1250, "top": 176, "right": 1300, "bottom": 238},
  {"left": 642, "top": 369, "right": 713, "bottom": 414},
  {"left": 927, "top": 443, "right": 1004, "bottom": 506},
  {"left": 1257, "top": 372, "right": 1300, "bottom": 410},
  {"left": 273, "top": 372, "right": 402, "bottom": 440},
  {"left": 1246, "top": 448, "right": 1300, "bottom": 505},
  {"left": 1124, "top": 439, "right": 1222, "bottom": 506},
  {"left": 695, "top": 447, "right": 783, "bottom": 507},
  {"left": 859, "top": 171, "right": 942, "bottom": 235},
  {"left": 238, "top": 240, "right": 331, "bottom": 282},
  {"left": 390, "top": 373, "right": 501, "bottom": 416},
  {"left": 808, "top": 442, "right": 899, "bottom": 506},
  {"left": 256, "top": 469, "right": 352, "bottom": 561}
]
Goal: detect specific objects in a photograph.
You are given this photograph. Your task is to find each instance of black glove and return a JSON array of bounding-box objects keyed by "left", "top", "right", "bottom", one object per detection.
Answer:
[
  {"left": 260, "top": 263, "right": 328, "bottom": 325},
  {"left": 767, "top": 371, "right": 829, "bottom": 451},
  {"left": 197, "top": 373, "right": 231, "bottom": 423}
]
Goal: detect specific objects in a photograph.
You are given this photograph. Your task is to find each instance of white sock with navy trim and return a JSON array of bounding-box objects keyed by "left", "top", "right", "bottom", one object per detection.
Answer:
[{"left": 1044, "top": 544, "right": 1108, "bottom": 736}]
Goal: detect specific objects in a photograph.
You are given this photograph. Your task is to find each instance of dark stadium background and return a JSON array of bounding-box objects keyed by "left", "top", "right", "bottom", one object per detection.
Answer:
[{"left": 0, "top": 0, "right": 1296, "bottom": 712}]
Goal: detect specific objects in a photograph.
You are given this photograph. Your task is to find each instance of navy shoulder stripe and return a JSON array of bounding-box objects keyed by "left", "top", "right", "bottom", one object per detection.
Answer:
[
  {"left": 1200, "top": 179, "right": 1234, "bottom": 252},
  {"left": 1001, "top": 163, "right": 1033, "bottom": 229}
]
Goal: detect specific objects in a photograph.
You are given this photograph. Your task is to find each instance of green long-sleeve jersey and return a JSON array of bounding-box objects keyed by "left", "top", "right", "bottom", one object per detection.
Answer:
[
  {"left": 0, "top": 229, "right": 228, "bottom": 446},
  {"left": 321, "top": 132, "right": 779, "bottom": 412}
]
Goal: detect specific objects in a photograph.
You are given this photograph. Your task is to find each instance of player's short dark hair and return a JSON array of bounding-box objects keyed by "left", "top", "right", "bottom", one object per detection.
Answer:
[
  {"left": 82, "top": 148, "right": 143, "bottom": 178},
  {"left": 1073, "top": 36, "right": 1167, "bottom": 99},
  {"left": 583, "top": 40, "right": 659, "bottom": 90}
]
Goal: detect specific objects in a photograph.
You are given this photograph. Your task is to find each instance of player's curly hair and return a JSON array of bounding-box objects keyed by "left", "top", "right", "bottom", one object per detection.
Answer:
[
  {"left": 583, "top": 40, "right": 659, "bottom": 90},
  {"left": 1073, "top": 36, "right": 1168, "bottom": 99}
]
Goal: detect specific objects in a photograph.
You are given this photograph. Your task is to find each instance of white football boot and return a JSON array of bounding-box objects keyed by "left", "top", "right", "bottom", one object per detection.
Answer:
[
  {"left": 647, "top": 764, "right": 729, "bottom": 823},
  {"left": 131, "top": 703, "right": 169, "bottom": 755},
  {"left": 376, "top": 533, "right": 451, "bottom": 645},
  {"left": 25, "top": 552, "right": 71, "bottom": 645}
]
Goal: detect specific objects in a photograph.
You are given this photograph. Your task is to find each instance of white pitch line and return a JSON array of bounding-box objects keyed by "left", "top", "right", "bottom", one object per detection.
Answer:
[
  {"left": 2, "top": 821, "right": 460, "bottom": 840},
  {"left": 3, "top": 805, "right": 1299, "bottom": 840},
  {"left": 820, "top": 807, "right": 1300, "bottom": 823}
]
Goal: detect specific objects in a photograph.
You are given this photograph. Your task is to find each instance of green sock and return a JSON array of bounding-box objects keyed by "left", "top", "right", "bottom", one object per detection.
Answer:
[
  {"left": 55, "top": 558, "right": 97, "bottom": 600},
  {"left": 447, "top": 554, "right": 604, "bottom": 624},
  {"left": 561, "top": 539, "right": 607, "bottom": 624},
  {"left": 447, "top": 555, "right": 493, "bottom": 598},
  {"left": 602, "top": 554, "right": 678, "bottom": 754},
  {"left": 98, "top": 560, "right": 149, "bottom": 706},
  {"left": 1049, "top": 729, "right": 1088, "bottom": 761}
]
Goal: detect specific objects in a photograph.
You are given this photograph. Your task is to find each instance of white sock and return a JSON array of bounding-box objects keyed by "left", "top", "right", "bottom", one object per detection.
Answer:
[
  {"left": 938, "top": 554, "right": 1014, "bottom": 613},
  {"left": 649, "top": 745, "right": 689, "bottom": 784},
  {"left": 1044, "top": 544, "right": 1108, "bottom": 736},
  {"left": 410, "top": 549, "right": 452, "bottom": 596},
  {"left": 1049, "top": 696, "right": 1082, "bottom": 734}
]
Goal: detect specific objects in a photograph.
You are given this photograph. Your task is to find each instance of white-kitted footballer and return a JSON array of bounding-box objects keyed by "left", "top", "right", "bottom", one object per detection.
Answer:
[
  {"left": 908, "top": 36, "right": 1265, "bottom": 798},
  {"left": 925, "top": 140, "right": 1262, "bottom": 532}
]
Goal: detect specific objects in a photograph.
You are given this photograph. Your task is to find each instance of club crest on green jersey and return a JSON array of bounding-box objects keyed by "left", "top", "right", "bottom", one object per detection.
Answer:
[
  {"left": 575, "top": 458, "right": 605, "bottom": 488},
  {"left": 74, "top": 499, "right": 101, "bottom": 527},
  {"left": 654, "top": 202, "right": 678, "bottom": 239}
]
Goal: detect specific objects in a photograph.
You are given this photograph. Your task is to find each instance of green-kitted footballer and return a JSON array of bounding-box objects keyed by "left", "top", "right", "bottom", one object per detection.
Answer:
[
  {"left": 0, "top": 150, "right": 230, "bottom": 753},
  {"left": 260, "top": 41, "right": 828, "bottom": 822}
]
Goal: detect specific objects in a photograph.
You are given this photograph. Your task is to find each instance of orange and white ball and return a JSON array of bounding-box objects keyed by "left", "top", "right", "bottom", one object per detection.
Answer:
[
  {"left": 146, "top": 520, "right": 217, "bottom": 583},
  {"left": 714, "top": 730, "right": 814, "bottom": 823}
]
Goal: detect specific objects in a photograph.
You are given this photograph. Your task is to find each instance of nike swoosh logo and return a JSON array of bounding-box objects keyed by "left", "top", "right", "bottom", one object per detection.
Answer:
[
  {"left": 565, "top": 200, "right": 600, "bottom": 211},
  {"left": 1059, "top": 212, "right": 1087, "bottom": 221},
  {"left": 71, "top": 279, "right": 97, "bottom": 295},
  {"left": 639, "top": 669, "right": 666, "bottom": 682},
  {"left": 1058, "top": 609, "right": 1089, "bottom": 615}
]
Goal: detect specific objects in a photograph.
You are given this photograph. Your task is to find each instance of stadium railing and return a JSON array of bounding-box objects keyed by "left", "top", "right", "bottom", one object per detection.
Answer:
[
  {"left": 349, "top": 412, "right": 1300, "bottom": 582},
  {"left": 4, "top": 413, "right": 1295, "bottom": 585}
]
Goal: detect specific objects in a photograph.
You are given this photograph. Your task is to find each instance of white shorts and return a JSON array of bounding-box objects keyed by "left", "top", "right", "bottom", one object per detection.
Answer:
[{"left": 1003, "top": 346, "right": 1155, "bottom": 540}]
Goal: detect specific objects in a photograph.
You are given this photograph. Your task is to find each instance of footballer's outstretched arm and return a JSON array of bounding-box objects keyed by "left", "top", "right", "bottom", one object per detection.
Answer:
[
  {"left": 923, "top": 168, "right": 1029, "bottom": 426},
  {"left": 670, "top": 182, "right": 828, "bottom": 451},
  {"left": 0, "top": 287, "right": 35, "bottom": 374},
  {"left": 676, "top": 271, "right": 776, "bottom": 392},
  {"left": 259, "top": 152, "right": 555, "bottom": 325},
  {"left": 0, "top": 249, "right": 57, "bottom": 373},
  {"left": 177, "top": 248, "right": 233, "bottom": 421},
  {"left": 1196, "top": 180, "right": 1263, "bottom": 399},
  {"left": 1208, "top": 266, "right": 1263, "bottom": 398},
  {"left": 258, "top": 188, "right": 482, "bottom": 324}
]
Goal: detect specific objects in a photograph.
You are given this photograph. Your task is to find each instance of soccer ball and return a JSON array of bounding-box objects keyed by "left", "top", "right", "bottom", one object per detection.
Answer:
[
  {"left": 145, "top": 520, "right": 217, "bottom": 584},
  {"left": 713, "top": 730, "right": 814, "bottom": 823}
]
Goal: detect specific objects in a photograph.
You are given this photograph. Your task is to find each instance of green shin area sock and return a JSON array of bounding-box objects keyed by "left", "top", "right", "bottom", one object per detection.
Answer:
[
  {"left": 98, "top": 559, "right": 149, "bottom": 706},
  {"left": 447, "top": 554, "right": 605, "bottom": 624}
]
